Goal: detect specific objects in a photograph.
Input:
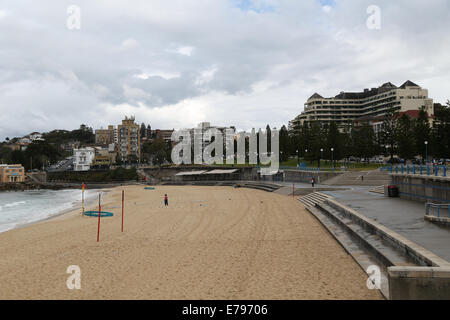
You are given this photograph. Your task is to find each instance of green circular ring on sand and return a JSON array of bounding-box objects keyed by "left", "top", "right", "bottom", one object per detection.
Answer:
[
  {"left": 83, "top": 211, "right": 114, "bottom": 217},
  {"left": 144, "top": 187, "right": 155, "bottom": 190}
]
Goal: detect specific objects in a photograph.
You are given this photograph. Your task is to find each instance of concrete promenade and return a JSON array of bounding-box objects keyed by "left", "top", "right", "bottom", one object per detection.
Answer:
[{"left": 322, "top": 187, "right": 450, "bottom": 263}]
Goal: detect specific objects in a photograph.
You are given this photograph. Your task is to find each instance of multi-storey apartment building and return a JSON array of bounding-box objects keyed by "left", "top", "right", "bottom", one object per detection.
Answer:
[
  {"left": 188, "top": 122, "right": 236, "bottom": 151},
  {"left": 92, "top": 147, "right": 116, "bottom": 167},
  {"left": 289, "top": 81, "right": 434, "bottom": 131},
  {"left": 0, "top": 164, "right": 25, "bottom": 183},
  {"left": 153, "top": 129, "right": 174, "bottom": 144},
  {"left": 95, "top": 125, "right": 117, "bottom": 146},
  {"left": 118, "top": 116, "right": 140, "bottom": 162}
]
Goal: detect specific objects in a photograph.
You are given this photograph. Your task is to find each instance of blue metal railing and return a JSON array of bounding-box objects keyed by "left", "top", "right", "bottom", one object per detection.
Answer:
[
  {"left": 279, "top": 165, "right": 338, "bottom": 172},
  {"left": 380, "top": 165, "right": 449, "bottom": 177},
  {"left": 425, "top": 203, "right": 450, "bottom": 218}
]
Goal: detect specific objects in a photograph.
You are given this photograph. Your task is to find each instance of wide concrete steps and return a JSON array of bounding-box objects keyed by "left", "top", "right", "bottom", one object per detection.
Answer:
[
  {"left": 242, "top": 182, "right": 281, "bottom": 192},
  {"left": 298, "top": 192, "right": 332, "bottom": 208},
  {"left": 370, "top": 185, "right": 385, "bottom": 194},
  {"left": 316, "top": 202, "right": 417, "bottom": 268},
  {"left": 306, "top": 205, "right": 391, "bottom": 298},
  {"left": 162, "top": 181, "right": 281, "bottom": 192},
  {"left": 325, "top": 170, "right": 390, "bottom": 186}
]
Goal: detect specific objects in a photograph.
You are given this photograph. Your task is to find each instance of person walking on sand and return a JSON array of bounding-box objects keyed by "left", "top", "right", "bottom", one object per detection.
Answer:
[
  {"left": 311, "top": 177, "right": 315, "bottom": 188},
  {"left": 164, "top": 194, "right": 168, "bottom": 207}
]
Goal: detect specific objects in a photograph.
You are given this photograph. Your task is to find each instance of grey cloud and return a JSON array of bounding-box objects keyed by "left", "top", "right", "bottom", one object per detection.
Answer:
[{"left": 1, "top": 0, "right": 450, "bottom": 139}]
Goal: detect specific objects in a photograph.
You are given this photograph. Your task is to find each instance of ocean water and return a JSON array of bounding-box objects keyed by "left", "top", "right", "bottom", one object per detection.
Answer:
[{"left": 0, "top": 189, "right": 102, "bottom": 233}]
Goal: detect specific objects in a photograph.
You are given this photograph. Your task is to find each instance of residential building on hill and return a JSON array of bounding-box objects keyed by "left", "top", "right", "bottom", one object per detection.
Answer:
[
  {"left": 152, "top": 129, "right": 174, "bottom": 143},
  {"left": 95, "top": 125, "right": 117, "bottom": 146},
  {"left": 118, "top": 116, "right": 140, "bottom": 163},
  {"left": 289, "top": 81, "right": 434, "bottom": 132},
  {"left": 186, "top": 122, "right": 236, "bottom": 160},
  {"left": 73, "top": 147, "right": 95, "bottom": 171},
  {"left": 92, "top": 147, "right": 116, "bottom": 167},
  {"left": 28, "top": 132, "right": 44, "bottom": 141}
]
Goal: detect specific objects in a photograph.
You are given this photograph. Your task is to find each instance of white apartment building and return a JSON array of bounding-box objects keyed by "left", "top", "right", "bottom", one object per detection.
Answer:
[
  {"left": 73, "top": 147, "right": 95, "bottom": 171},
  {"left": 18, "top": 137, "right": 31, "bottom": 144},
  {"left": 289, "top": 81, "right": 434, "bottom": 131},
  {"left": 189, "top": 122, "right": 236, "bottom": 151},
  {"left": 29, "top": 132, "right": 44, "bottom": 141}
]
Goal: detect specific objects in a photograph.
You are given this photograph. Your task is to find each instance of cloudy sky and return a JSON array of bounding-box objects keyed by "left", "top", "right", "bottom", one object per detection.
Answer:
[{"left": 1, "top": 0, "right": 449, "bottom": 140}]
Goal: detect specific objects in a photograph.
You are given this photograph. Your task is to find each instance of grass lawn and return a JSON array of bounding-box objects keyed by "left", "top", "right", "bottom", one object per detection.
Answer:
[
  {"left": 172, "top": 158, "right": 385, "bottom": 172},
  {"left": 280, "top": 158, "right": 385, "bottom": 171}
]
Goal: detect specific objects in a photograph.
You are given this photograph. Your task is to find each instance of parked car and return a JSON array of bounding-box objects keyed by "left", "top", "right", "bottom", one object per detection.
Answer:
[
  {"left": 369, "top": 156, "right": 384, "bottom": 164},
  {"left": 387, "top": 157, "right": 402, "bottom": 164}
]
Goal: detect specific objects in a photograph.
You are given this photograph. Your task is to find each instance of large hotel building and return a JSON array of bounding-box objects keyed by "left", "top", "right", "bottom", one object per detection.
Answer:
[{"left": 289, "top": 81, "right": 434, "bottom": 131}]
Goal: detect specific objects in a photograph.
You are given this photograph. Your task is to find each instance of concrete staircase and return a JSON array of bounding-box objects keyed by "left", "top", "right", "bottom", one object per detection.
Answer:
[
  {"left": 369, "top": 185, "right": 385, "bottom": 194},
  {"left": 324, "top": 170, "right": 390, "bottom": 186},
  {"left": 298, "top": 192, "right": 332, "bottom": 208}
]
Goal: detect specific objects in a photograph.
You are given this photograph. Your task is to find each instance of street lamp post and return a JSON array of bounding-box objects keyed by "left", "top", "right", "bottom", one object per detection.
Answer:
[
  {"left": 305, "top": 149, "right": 308, "bottom": 167},
  {"left": 320, "top": 148, "right": 323, "bottom": 170},
  {"left": 296, "top": 149, "right": 299, "bottom": 168},
  {"left": 424, "top": 141, "right": 428, "bottom": 164},
  {"left": 331, "top": 148, "right": 334, "bottom": 171}
]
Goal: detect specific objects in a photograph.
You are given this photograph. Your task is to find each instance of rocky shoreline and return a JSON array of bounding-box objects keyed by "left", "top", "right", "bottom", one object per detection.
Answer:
[
  {"left": 0, "top": 181, "right": 142, "bottom": 192},
  {"left": 0, "top": 182, "right": 73, "bottom": 192}
]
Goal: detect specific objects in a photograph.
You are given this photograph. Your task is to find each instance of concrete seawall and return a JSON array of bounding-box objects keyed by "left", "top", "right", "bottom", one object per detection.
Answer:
[
  {"left": 142, "top": 166, "right": 258, "bottom": 183},
  {"left": 424, "top": 215, "right": 450, "bottom": 227},
  {"left": 283, "top": 170, "right": 342, "bottom": 184},
  {"left": 390, "top": 173, "right": 450, "bottom": 203},
  {"left": 388, "top": 267, "right": 450, "bottom": 300}
]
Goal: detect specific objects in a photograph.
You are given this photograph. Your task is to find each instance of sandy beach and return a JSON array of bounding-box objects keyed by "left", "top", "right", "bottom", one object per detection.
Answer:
[{"left": 0, "top": 185, "right": 382, "bottom": 300}]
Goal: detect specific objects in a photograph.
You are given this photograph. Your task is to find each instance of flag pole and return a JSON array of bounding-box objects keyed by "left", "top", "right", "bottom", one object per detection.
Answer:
[
  {"left": 97, "top": 194, "right": 101, "bottom": 242},
  {"left": 82, "top": 182, "right": 85, "bottom": 216},
  {"left": 121, "top": 190, "right": 124, "bottom": 232}
]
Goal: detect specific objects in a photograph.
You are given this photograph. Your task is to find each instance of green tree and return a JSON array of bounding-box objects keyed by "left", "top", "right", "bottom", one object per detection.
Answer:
[
  {"left": 431, "top": 101, "right": 450, "bottom": 159},
  {"left": 143, "top": 139, "right": 170, "bottom": 166},
  {"left": 266, "top": 125, "right": 272, "bottom": 153},
  {"left": 414, "top": 106, "right": 431, "bottom": 160},
  {"left": 380, "top": 107, "right": 399, "bottom": 160},
  {"left": 24, "top": 141, "right": 61, "bottom": 170},
  {"left": 310, "top": 122, "right": 325, "bottom": 165},
  {"left": 351, "top": 124, "right": 376, "bottom": 161},
  {"left": 140, "top": 123, "right": 146, "bottom": 139},
  {"left": 0, "top": 144, "right": 12, "bottom": 163},
  {"left": 396, "top": 114, "right": 415, "bottom": 159},
  {"left": 279, "top": 125, "right": 290, "bottom": 162},
  {"left": 325, "top": 122, "right": 344, "bottom": 160}
]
